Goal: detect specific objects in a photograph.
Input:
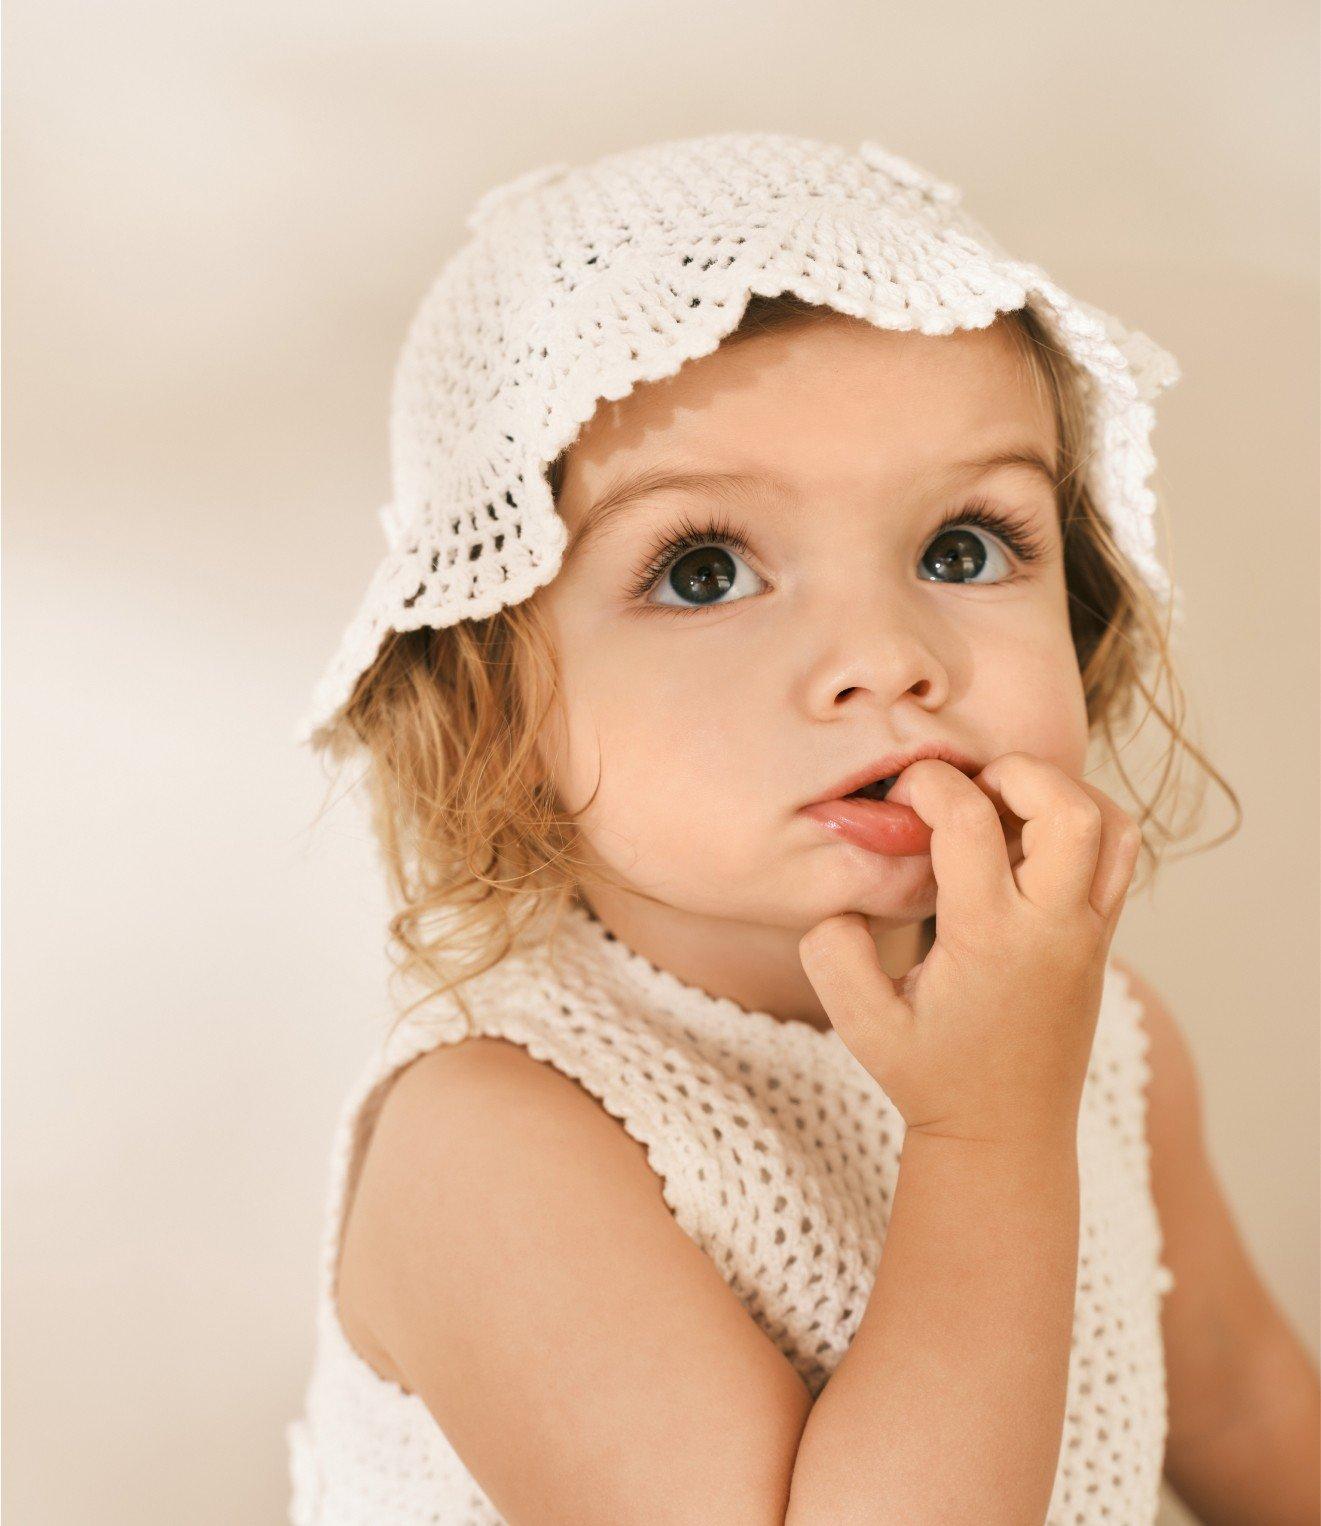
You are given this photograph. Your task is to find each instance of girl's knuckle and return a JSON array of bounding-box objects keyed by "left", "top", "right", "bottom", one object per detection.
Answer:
[
  {"left": 1058, "top": 799, "right": 1104, "bottom": 836},
  {"left": 1008, "top": 751, "right": 1055, "bottom": 775}
]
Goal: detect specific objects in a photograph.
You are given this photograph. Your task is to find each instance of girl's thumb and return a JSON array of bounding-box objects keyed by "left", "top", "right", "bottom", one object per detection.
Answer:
[{"left": 797, "top": 913, "right": 911, "bottom": 1066}]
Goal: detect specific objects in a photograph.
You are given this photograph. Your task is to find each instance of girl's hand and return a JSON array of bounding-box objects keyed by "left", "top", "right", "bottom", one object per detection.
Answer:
[{"left": 797, "top": 753, "right": 1142, "bottom": 1147}]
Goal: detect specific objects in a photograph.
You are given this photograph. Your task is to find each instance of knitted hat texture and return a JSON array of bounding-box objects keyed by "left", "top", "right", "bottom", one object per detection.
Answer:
[{"left": 297, "top": 131, "right": 1181, "bottom": 756}]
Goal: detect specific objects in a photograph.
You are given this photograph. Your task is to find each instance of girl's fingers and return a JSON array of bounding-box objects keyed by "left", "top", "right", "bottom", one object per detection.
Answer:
[
  {"left": 797, "top": 912, "right": 912, "bottom": 1065},
  {"left": 970, "top": 754, "right": 1103, "bottom": 912},
  {"left": 889, "top": 759, "right": 1017, "bottom": 928},
  {"left": 1070, "top": 779, "right": 1144, "bottom": 926}
]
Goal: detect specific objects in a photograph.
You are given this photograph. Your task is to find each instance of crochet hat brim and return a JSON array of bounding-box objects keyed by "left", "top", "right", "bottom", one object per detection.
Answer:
[{"left": 296, "top": 134, "right": 1181, "bottom": 758}]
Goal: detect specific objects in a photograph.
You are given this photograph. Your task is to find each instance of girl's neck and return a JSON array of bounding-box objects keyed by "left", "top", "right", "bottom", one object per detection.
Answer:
[{"left": 572, "top": 887, "right": 933, "bottom": 1034}]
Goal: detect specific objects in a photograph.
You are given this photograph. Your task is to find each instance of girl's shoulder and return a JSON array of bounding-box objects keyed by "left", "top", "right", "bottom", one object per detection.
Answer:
[
  {"left": 335, "top": 1032, "right": 663, "bottom": 1364},
  {"left": 331, "top": 1029, "right": 811, "bottom": 1521},
  {"left": 368, "top": 1031, "right": 658, "bottom": 1170}
]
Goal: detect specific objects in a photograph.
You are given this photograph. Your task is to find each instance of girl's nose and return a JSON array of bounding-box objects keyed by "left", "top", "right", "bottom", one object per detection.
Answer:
[{"left": 797, "top": 590, "right": 952, "bottom": 718}]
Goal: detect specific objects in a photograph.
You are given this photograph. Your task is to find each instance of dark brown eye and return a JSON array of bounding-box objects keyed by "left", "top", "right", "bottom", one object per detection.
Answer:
[
  {"left": 921, "top": 526, "right": 1010, "bottom": 584},
  {"left": 628, "top": 511, "right": 762, "bottom": 611},
  {"left": 662, "top": 546, "right": 738, "bottom": 606}
]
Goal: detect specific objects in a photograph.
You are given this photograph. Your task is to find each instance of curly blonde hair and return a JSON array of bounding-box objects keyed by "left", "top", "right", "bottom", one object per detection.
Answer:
[{"left": 311, "top": 293, "right": 1240, "bottom": 1029}]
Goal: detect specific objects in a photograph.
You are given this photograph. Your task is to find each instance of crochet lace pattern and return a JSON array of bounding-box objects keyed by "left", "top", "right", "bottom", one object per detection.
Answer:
[
  {"left": 295, "top": 131, "right": 1182, "bottom": 756},
  {"left": 286, "top": 900, "right": 1176, "bottom": 1523}
]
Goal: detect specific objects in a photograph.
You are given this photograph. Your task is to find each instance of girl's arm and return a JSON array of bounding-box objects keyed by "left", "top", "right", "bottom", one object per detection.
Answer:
[
  {"left": 339, "top": 1036, "right": 815, "bottom": 1525},
  {"left": 349, "top": 1038, "right": 1081, "bottom": 1526},
  {"left": 1114, "top": 957, "right": 1321, "bottom": 1525},
  {"left": 786, "top": 1124, "right": 1080, "bottom": 1523}
]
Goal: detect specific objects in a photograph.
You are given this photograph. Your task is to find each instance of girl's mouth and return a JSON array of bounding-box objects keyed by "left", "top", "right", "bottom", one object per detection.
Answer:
[
  {"left": 844, "top": 774, "right": 899, "bottom": 802},
  {"left": 801, "top": 777, "right": 932, "bottom": 857}
]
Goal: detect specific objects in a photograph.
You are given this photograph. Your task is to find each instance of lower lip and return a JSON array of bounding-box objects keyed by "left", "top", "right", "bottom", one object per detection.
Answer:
[{"left": 800, "top": 795, "right": 933, "bottom": 856}]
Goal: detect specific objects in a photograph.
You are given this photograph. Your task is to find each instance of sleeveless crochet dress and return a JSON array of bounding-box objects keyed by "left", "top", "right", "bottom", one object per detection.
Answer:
[{"left": 286, "top": 901, "right": 1177, "bottom": 1524}]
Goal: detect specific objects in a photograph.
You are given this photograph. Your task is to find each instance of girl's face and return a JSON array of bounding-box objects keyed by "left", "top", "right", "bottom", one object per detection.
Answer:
[{"left": 531, "top": 312, "right": 1090, "bottom": 1017}]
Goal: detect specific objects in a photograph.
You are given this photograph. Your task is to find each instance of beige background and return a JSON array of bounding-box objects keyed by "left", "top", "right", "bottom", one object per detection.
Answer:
[{"left": 4, "top": 1, "right": 1317, "bottom": 1521}]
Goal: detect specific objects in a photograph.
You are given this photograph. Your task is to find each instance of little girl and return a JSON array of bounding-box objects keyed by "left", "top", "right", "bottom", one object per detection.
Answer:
[{"left": 286, "top": 133, "right": 1319, "bottom": 1523}]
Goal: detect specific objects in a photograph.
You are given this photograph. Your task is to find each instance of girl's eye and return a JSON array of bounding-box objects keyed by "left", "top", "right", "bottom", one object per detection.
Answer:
[
  {"left": 917, "top": 519, "right": 1016, "bottom": 586},
  {"left": 627, "top": 498, "right": 1049, "bottom": 613},
  {"left": 625, "top": 510, "right": 762, "bottom": 612}
]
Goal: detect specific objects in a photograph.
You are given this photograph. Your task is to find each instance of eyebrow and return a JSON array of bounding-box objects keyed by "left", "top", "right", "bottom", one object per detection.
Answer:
[{"left": 564, "top": 445, "right": 1060, "bottom": 561}]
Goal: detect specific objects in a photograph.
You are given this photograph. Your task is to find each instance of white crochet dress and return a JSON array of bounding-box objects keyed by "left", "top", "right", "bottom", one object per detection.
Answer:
[{"left": 286, "top": 900, "right": 1176, "bottom": 1524}]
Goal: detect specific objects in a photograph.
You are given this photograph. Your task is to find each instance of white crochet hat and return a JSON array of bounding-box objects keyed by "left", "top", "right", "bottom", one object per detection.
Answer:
[{"left": 297, "top": 130, "right": 1182, "bottom": 756}]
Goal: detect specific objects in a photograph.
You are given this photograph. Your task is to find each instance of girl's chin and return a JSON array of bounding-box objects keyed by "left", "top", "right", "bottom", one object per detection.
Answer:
[
  {"left": 827, "top": 853, "right": 936, "bottom": 914},
  {"left": 831, "top": 838, "right": 935, "bottom": 875}
]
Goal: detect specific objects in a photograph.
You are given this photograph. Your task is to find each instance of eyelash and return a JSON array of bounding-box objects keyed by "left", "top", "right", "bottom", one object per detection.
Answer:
[{"left": 623, "top": 497, "right": 1051, "bottom": 607}]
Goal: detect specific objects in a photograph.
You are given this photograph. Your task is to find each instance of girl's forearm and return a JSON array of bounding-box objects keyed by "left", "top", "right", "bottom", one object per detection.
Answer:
[{"left": 785, "top": 1128, "right": 1080, "bottom": 1525}]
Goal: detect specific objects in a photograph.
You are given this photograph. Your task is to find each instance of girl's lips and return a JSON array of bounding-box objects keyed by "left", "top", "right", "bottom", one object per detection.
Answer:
[{"left": 801, "top": 794, "right": 933, "bottom": 857}]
